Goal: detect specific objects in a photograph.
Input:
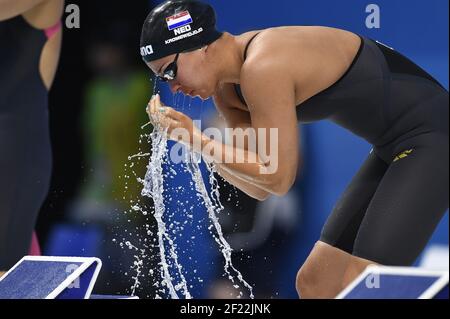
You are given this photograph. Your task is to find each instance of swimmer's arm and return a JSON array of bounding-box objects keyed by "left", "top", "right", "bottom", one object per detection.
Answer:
[
  {"left": 148, "top": 94, "right": 270, "bottom": 201},
  {"left": 199, "top": 119, "right": 297, "bottom": 197},
  {"left": 0, "top": 0, "right": 46, "bottom": 20},
  {"left": 200, "top": 63, "right": 299, "bottom": 196},
  {"left": 207, "top": 162, "right": 271, "bottom": 201},
  {"left": 210, "top": 87, "right": 272, "bottom": 201}
]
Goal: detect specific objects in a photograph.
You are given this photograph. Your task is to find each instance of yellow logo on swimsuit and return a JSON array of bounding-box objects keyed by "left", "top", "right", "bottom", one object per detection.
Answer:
[{"left": 393, "top": 149, "right": 414, "bottom": 162}]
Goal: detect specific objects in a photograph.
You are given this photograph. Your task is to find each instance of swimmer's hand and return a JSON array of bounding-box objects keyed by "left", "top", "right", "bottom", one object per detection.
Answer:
[{"left": 146, "top": 94, "right": 202, "bottom": 146}]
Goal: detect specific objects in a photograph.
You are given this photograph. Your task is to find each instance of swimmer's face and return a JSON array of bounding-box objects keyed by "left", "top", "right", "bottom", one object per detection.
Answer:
[{"left": 147, "top": 47, "right": 218, "bottom": 100}]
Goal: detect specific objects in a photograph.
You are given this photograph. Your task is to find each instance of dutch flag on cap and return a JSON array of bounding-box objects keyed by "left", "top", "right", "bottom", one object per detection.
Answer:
[{"left": 166, "top": 11, "right": 193, "bottom": 31}]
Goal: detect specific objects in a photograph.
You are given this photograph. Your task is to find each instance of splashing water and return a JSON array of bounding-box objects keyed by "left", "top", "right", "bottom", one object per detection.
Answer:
[
  {"left": 140, "top": 127, "right": 191, "bottom": 299},
  {"left": 184, "top": 151, "right": 254, "bottom": 299},
  {"left": 121, "top": 91, "right": 254, "bottom": 299}
]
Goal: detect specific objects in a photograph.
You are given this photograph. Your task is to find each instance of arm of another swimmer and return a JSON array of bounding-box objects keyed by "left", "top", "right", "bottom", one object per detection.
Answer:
[
  {"left": 0, "top": 0, "right": 46, "bottom": 21},
  {"left": 200, "top": 60, "right": 300, "bottom": 197}
]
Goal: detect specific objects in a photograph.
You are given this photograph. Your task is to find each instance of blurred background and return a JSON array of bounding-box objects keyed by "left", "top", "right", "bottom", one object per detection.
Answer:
[{"left": 34, "top": 0, "right": 448, "bottom": 298}]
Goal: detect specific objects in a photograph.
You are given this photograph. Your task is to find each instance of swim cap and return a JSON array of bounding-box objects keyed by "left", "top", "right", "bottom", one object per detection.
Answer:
[{"left": 140, "top": 0, "right": 223, "bottom": 62}]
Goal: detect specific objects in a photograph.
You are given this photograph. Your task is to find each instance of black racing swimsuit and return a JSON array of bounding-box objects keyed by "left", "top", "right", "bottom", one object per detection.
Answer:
[
  {"left": 0, "top": 16, "right": 53, "bottom": 269},
  {"left": 235, "top": 33, "right": 449, "bottom": 265}
]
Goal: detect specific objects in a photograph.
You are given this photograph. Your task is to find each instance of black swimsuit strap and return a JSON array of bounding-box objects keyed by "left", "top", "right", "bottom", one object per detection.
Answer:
[
  {"left": 233, "top": 32, "right": 261, "bottom": 106},
  {"left": 243, "top": 32, "right": 261, "bottom": 60}
]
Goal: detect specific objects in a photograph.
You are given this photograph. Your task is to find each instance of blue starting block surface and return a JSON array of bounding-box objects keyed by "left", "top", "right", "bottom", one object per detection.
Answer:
[
  {"left": 0, "top": 256, "right": 102, "bottom": 299},
  {"left": 336, "top": 266, "right": 449, "bottom": 299}
]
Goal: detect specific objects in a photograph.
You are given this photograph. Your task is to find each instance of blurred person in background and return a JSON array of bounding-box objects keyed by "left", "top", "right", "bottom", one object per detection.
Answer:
[
  {"left": 65, "top": 31, "right": 156, "bottom": 295},
  {"left": 73, "top": 37, "right": 150, "bottom": 222},
  {"left": 0, "top": 0, "right": 64, "bottom": 274}
]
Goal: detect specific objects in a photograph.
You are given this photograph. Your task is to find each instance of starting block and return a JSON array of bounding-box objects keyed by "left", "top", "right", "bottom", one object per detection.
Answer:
[
  {"left": 0, "top": 256, "right": 137, "bottom": 299},
  {"left": 336, "top": 266, "right": 449, "bottom": 299}
]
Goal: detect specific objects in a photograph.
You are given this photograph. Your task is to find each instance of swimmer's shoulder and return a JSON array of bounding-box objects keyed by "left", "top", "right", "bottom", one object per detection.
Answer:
[
  {"left": 241, "top": 26, "right": 360, "bottom": 63},
  {"left": 239, "top": 26, "right": 361, "bottom": 98},
  {"left": 239, "top": 27, "right": 310, "bottom": 77},
  {"left": 238, "top": 28, "right": 302, "bottom": 93},
  {"left": 239, "top": 27, "right": 306, "bottom": 60}
]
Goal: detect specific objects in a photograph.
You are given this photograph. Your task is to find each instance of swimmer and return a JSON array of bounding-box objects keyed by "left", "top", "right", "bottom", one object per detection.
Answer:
[
  {"left": 0, "top": 0, "right": 64, "bottom": 271},
  {"left": 141, "top": 0, "right": 449, "bottom": 298}
]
